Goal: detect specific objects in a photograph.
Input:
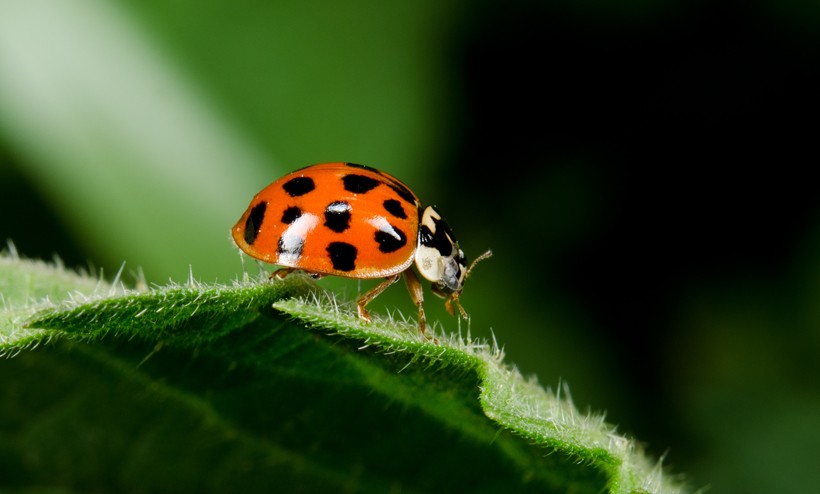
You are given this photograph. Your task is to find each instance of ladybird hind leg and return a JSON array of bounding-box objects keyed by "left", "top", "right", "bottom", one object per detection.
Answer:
[
  {"left": 272, "top": 267, "right": 297, "bottom": 279},
  {"left": 272, "top": 268, "right": 325, "bottom": 280},
  {"left": 356, "top": 273, "right": 401, "bottom": 322},
  {"left": 402, "top": 268, "right": 430, "bottom": 339}
]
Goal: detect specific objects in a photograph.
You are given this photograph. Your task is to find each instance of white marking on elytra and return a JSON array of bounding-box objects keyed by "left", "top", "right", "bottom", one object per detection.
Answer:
[
  {"left": 367, "top": 216, "right": 402, "bottom": 241},
  {"left": 279, "top": 213, "right": 319, "bottom": 264},
  {"left": 325, "top": 201, "right": 351, "bottom": 214}
]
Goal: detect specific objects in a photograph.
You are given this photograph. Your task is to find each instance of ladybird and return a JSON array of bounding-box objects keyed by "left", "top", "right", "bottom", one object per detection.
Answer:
[{"left": 232, "top": 162, "right": 491, "bottom": 336}]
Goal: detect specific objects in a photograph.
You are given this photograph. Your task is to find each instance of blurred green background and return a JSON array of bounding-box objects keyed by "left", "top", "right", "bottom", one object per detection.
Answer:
[{"left": 2, "top": 1, "right": 819, "bottom": 492}]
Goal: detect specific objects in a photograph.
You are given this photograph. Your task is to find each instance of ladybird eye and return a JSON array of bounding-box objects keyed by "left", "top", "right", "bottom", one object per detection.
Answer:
[{"left": 436, "top": 257, "right": 464, "bottom": 293}]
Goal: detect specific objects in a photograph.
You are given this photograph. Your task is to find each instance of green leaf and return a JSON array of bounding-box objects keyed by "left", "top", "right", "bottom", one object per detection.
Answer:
[{"left": 1, "top": 254, "right": 688, "bottom": 493}]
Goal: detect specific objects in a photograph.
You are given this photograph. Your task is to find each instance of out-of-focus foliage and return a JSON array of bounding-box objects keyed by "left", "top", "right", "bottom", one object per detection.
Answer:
[
  {"left": 0, "top": 0, "right": 455, "bottom": 282},
  {"left": 2, "top": 1, "right": 819, "bottom": 492}
]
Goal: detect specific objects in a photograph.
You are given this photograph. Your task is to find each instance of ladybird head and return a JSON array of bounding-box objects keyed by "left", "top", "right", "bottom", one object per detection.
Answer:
[{"left": 415, "top": 206, "right": 492, "bottom": 318}]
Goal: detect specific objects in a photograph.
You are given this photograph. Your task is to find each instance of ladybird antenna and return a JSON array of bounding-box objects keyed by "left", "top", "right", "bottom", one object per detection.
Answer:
[{"left": 466, "top": 249, "right": 493, "bottom": 277}]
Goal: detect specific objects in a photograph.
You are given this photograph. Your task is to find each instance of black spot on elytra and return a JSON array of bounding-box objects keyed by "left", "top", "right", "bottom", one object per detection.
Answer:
[
  {"left": 343, "top": 174, "right": 380, "bottom": 194},
  {"left": 244, "top": 202, "right": 267, "bottom": 245},
  {"left": 277, "top": 233, "right": 304, "bottom": 258},
  {"left": 375, "top": 225, "right": 407, "bottom": 253},
  {"left": 382, "top": 199, "right": 407, "bottom": 219},
  {"left": 327, "top": 242, "right": 357, "bottom": 271},
  {"left": 388, "top": 183, "right": 417, "bottom": 205},
  {"left": 343, "top": 163, "right": 417, "bottom": 205},
  {"left": 282, "top": 176, "right": 315, "bottom": 197},
  {"left": 324, "top": 201, "right": 352, "bottom": 232},
  {"left": 281, "top": 206, "right": 302, "bottom": 224}
]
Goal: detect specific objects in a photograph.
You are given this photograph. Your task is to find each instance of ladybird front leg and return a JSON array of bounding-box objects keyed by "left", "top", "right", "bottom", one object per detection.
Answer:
[
  {"left": 402, "top": 268, "right": 430, "bottom": 339},
  {"left": 356, "top": 274, "right": 401, "bottom": 322},
  {"left": 445, "top": 293, "right": 469, "bottom": 319}
]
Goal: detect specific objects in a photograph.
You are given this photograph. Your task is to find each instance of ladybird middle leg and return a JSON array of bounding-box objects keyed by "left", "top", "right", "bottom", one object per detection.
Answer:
[{"left": 356, "top": 273, "right": 401, "bottom": 322}]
